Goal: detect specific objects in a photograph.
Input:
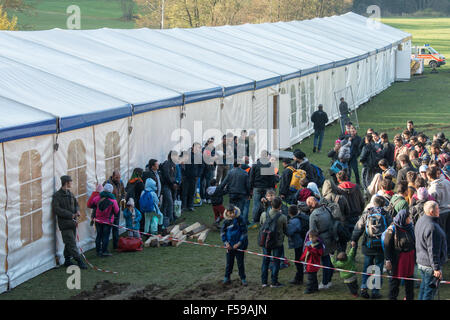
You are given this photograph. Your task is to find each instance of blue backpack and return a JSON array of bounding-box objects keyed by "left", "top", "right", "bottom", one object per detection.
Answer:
[
  {"left": 311, "top": 164, "right": 325, "bottom": 188},
  {"left": 364, "top": 207, "right": 388, "bottom": 249},
  {"left": 139, "top": 190, "right": 156, "bottom": 213},
  {"left": 330, "top": 160, "right": 348, "bottom": 174}
]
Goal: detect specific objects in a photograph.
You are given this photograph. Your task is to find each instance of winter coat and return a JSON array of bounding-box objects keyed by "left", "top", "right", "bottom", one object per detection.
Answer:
[
  {"left": 331, "top": 247, "right": 357, "bottom": 281},
  {"left": 219, "top": 167, "right": 250, "bottom": 197},
  {"left": 287, "top": 214, "right": 306, "bottom": 249},
  {"left": 294, "top": 158, "right": 316, "bottom": 184},
  {"left": 390, "top": 194, "right": 409, "bottom": 218},
  {"left": 182, "top": 150, "right": 203, "bottom": 178},
  {"left": 142, "top": 169, "right": 161, "bottom": 197},
  {"left": 351, "top": 207, "right": 392, "bottom": 256},
  {"left": 428, "top": 177, "right": 450, "bottom": 214},
  {"left": 336, "top": 181, "right": 365, "bottom": 219},
  {"left": 396, "top": 164, "right": 417, "bottom": 184},
  {"left": 415, "top": 215, "right": 447, "bottom": 271},
  {"left": 311, "top": 110, "right": 329, "bottom": 131},
  {"left": 90, "top": 191, "right": 119, "bottom": 225},
  {"left": 141, "top": 179, "right": 163, "bottom": 224},
  {"left": 339, "top": 101, "right": 349, "bottom": 117},
  {"left": 300, "top": 241, "right": 324, "bottom": 273},
  {"left": 360, "top": 142, "right": 376, "bottom": 168},
  {"left": 123, "top": 208, "right": 142, "bottom": 231},
  {"left": 279, "top": 165, "right": 294, "bottom": 197},
  {"left": 103, "top": 177, "right": 126, "bottom": 204},
  {"left": 260, "top": 208, "right": 288, "bottom": 248},
  {"left": 382, "top": 142, "right": 395, "bottom": 167},
  {"left": 322, "top": 180, "right": 351, "bottom": 222},
  {"left": 160, "top": 156, "right": 177, "bottom": 189},
  {"left": 125, "top": 178, "right": 145, "bottom": 211},
  {"left": 349, "top": 135, "right": 362, "bottom": 159},
  {"left": 87, "top": 191, "right": 100, "bottom": 221},
  {"left": 309, "top": 205, "right": 336, "bottom": 255},
  {"left": 250, "top": 159, "right": 277, "bottom": 189},
  {"left": 221, "top": 207, "right": 248, "bottom": 250},
  {"left": 206, "top": 185, "right": 224, "bottom": 206},
  {"left": 52, "top": 188, "right": 79, "bottom": 231}
]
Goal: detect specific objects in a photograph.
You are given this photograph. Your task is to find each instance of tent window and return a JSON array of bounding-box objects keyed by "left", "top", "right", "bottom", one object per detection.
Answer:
[
  {"left": 19, "top": 150, "right": 43, "bottom": 246},
  {"left": 105, "top": 131, "right": 120, "bottom": 180},
  {"left": 300, "top": 80, "right": 307, "bottom": 123},
  {"left": 67, "top": 140, "right": 87, "bottom": 223},
  {"left": 290, "top": 84, "right": 297, "bottom": 128},
  {"left": 309, "top": 78, "right": 315, "bottom": 120}
]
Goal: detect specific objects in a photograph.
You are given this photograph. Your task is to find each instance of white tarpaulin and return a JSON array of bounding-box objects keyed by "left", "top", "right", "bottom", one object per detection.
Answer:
[{"left": 3, "top": 135, "right": 56, "bottom": 289}]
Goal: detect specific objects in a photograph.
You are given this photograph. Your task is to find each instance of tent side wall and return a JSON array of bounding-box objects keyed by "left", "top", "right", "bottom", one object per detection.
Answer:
[{"left": 0, "top": 145, "right": 8, "bottom": 293}]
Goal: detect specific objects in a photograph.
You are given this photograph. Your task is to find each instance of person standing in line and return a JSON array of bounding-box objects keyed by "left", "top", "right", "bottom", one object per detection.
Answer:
[
  {"left": 103, "top": 170, "right": 126, "bottom": 250},
  {"left": 311, "top": 104, "right": 329, "bottom": 153}
]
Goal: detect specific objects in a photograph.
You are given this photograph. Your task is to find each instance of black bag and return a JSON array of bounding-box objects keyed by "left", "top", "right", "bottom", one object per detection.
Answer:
[
  {"left": 258, "top": 212, "right": 281, "bottom": 249},
  {"left": 294, "top": 214, "right": 310, "bottom": 240}
]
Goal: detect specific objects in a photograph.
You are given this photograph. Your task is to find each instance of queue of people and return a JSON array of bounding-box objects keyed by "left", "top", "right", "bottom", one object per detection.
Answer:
[{"left": 52, "top": 104, "right": 449, "bottom": 300}]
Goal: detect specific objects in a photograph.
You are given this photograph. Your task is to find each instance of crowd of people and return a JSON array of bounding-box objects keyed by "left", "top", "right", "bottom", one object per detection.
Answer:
[{"left": 52, "top": 105, "right": 450, "bottom": 300}]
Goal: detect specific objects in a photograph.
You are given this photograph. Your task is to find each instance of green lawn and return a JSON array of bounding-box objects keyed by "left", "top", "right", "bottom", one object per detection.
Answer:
[
  {"left": 0, "top": 17, "right": 450, "bottom": 300},
  {"left": 6, "top": 0, "right": 136, "bottom": 30}
]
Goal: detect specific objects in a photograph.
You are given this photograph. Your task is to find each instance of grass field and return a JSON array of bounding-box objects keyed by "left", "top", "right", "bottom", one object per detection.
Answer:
[
  {"left": 0, "top": 16, "right": 449, "bottom": 300},
  {"left": 5, "top": 0, "right": 136, "bottom": 30}
]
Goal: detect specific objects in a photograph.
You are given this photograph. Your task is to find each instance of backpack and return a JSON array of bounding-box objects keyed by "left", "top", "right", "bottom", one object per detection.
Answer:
[
  {"left": 381, "top": 225, "right": 415, "bottom": 253},
  {"left": 364, "top": 207, "right": 388, "bottom": 249},
  {"left": 258, "top": 212, "right": 281, "bottom": 249},
  {"left": 311, "top": 164, "right": 325, "bottom": 188},
  {"left": 139, "top": 190, "right": 156, "bottom": 213},
  {"left": 293, "top": 214, "right": 310, "bottom": 240},
  {"left": 286, "top": 166, "right": 307, "bottom": 192},
  {"left": 330, "top": 160, "right": 348, "bottom": 174},
  {"left": 323, "top": 205, "right": 350, "bottom": 243},
  {"left": 385, "top": 197, "right": 403, "bottom": 219}
]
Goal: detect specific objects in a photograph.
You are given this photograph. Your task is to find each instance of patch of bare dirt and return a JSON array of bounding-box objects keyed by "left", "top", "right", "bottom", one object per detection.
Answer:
[{"left": 71, "top": 280, "right": 131, "bottom": 300}]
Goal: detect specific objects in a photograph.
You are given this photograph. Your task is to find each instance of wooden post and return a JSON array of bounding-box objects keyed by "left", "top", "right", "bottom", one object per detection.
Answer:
[
  {"left": 197, "top": 229, "right": 210, "bottom": 244},
  {"left": 186, "top": 225, "right": 207, "bottom": 237},
  {"left": 182, "top": 222, "right": 202, "bottom": 235}
]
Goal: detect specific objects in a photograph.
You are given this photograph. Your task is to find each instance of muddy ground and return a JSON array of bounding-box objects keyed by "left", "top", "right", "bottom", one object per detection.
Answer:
[{"left": 71, "top": 279, "right": 269, "bottom": 300}]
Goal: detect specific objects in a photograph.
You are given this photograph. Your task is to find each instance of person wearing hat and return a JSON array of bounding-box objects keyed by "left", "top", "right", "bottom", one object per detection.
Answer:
[
  {"left": 293, "top": 149, "right": 316, "bottom": 184},
  {"left": 419, "top": 164, "right": 429, "bottom": 182},
  {"left": 310, "top": 104, "right": 329, "bottom": 153},
  {"left": 123, "top": 198, "right": 142, "bottom": 238},
  {"left": 52, "top": 175, "right": 87, "bottom": 269}
]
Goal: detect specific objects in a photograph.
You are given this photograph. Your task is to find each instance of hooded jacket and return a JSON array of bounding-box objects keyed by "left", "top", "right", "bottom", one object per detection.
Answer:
[
  {"left": 123, "top": 207, "right": 142, "bottom": 231},
  {"left": 286, "top": 213, "right": 307, "bottom": 249},
  {"left": 220, "top": 207, "right": 248, "bottom": 250},
  {"left": 311, "top": 110, "right": 328, "bottom": 131},
  {"left": 260, "top": 208, "right": 288, "bottom": 248},
  {"left": 141, "top": 179, "right": 163, "bottom": 224},
  {"left": 300, "top": 240, "right": 324, "bottom": 273},
  {"left": 309, "top": 205, "right": 336, "bottom": 256},
  {"left": 294, "top": 158, "right": 316, "bottom": 184},
  {"left": 322, "top": 180, "right": 351, "bottom": 222},
  {"left": 90, "top": 191, "right": 119, "bottom": 225},
  {"left": 428, "top": 177, "right": 450, "bottom": 214},
  {"left": 336, "top": 181, "right": 365, "bottom": 218},
  {"left": 52, "top": 188, "right": 79, "bottom": 231},
  {"left": 331, "top": 247, "right": 357, "bottom": 281}
]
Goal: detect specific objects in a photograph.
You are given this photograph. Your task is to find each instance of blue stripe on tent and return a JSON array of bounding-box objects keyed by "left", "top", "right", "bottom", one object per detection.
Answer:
[
  {"left": 318, "top": 62, "right": 335, "bottom": 72},
  {"left": 59, "top": 104, "right": 132, "bottom": 132},
  {"left": 133, "top": 96, "right": 183, "bottom": 114},
  {"left": 302, "top": 66, "right": 319, "bottom": 76},
  {"left": 184, "top": 87, "right": 223, "bottom": 104},
  {"left": 281, "top": 71, "right": 302, "bottom": 82},
  {"left": 255, "top": 76, "right": 282, "bottom": 90},
  {"left": 224, "top": 82, "right": 256, "bottom": 97},
  {"left": 0, "top": 119, "right": 57, "bottom": 143}
]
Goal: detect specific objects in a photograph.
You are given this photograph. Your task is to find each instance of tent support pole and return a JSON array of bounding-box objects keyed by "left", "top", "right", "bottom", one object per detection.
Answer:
[{"left": 2, "top": 143, "right": 11, "bottom": 290}]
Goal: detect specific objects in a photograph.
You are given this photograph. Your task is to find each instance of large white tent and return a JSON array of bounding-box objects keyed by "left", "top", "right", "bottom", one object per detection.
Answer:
[{"left": 0, "top": 12, "right": 411, "bottom": 293}]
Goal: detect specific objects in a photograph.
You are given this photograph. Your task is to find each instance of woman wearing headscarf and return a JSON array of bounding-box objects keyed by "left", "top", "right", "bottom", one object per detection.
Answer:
[{"left": 383, "top": 209, "right": 416, "bottom": 300}]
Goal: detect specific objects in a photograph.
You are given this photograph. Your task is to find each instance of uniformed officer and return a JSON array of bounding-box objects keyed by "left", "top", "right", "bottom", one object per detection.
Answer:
[{"left": 52, "top": 175, "right": 87, "bottom": 269}]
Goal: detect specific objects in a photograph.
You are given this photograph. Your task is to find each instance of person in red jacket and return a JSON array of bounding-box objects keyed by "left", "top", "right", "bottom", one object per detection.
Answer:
[
  {"left": 300, "top": 230, "right": 324, "bottom": 294},
  {"left": 87, "top": 183, "right": 120, "bottom": 257}
]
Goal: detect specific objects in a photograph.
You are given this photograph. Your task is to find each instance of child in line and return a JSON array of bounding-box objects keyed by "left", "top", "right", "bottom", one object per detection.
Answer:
[
  {"left": 206, "top": 179, "right": 225, "bottom": 228},
  {"left": 300, "top": 230, "right": 324, "bottom": 294},
  {"left": 140, "top": 178, "right": 164, "bottom": 237},
  {"left": 123, "top": 198, "right": 142, "bottom": 238},
  {"left": 221, "top": 205, "right": 248, "bottom": 286},
  {"left": 287, "top": 205, "right": 309, "bottom": 285},
  {"left": 331, "top": 242, "right": 359, "bottom": 297}
]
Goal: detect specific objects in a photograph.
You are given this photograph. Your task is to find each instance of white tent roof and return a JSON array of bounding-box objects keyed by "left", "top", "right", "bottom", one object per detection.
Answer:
[{"left": 0, "top": 12, "right": 411, "bottom": 143}]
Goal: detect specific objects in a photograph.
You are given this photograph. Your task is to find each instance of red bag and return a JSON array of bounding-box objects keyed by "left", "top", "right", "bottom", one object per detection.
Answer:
[{"left": 117, "top": 237, "right": 143, "bottom": 252}]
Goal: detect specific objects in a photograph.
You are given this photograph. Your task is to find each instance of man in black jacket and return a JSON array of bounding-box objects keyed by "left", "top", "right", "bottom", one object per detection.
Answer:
[
  {"left": 279, "top": 158, "right": 294, "bottom": 203},
  {"left": 311, "top": 104, "right": 329, "bottom": 153},
  {"left": 143, "top": 159, "right": 161, "bottom": 199},
  {"left": 52, "top": 175, "right": 87, "bottom": 269},
  {"left": 182, "top": 143, "right": 203, "bottom": 211},
  {"left": 293, "top": 150, "right": 316, "bottom": 184},
  {"left": 415, "top": 201, "right": 447, "bottom": 300},
  {"left": 220, "top": 162, "right": 250, "bottom": 214},
  {"left": 160, "top": 151, "right": 178, "bottom": 226},
  {"left": 339, "top": 97, "right": 350, "bottom": 134},
  {"left": 348, "top": 126, "right": 362, "bottom": 185},
  {"left": 380, "top": 132, "right": 395, "bottom": 167},
  {"left": 396, "top": 154, "right": 417, "bottom": 184},
  {"left": 250, "top": 150, "right": 277, "bottom": 223}
]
